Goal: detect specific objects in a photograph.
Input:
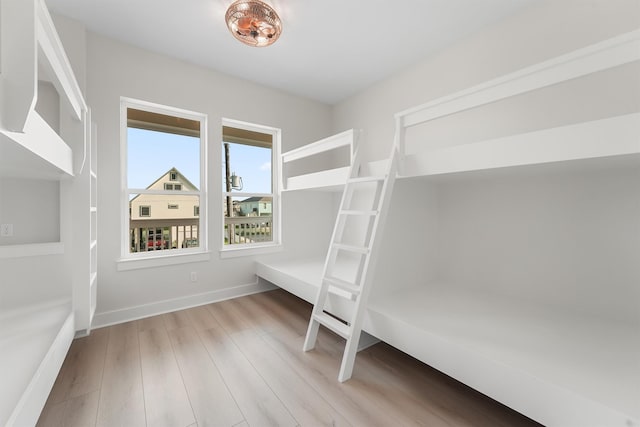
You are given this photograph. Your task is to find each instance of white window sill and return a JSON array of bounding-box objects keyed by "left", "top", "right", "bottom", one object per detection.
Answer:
[
  {"left": 219, "top": 243, "right": 282, "bottom": 259},
  {"left": 117, "top": 251, "right": 211, "bottom": 271}
]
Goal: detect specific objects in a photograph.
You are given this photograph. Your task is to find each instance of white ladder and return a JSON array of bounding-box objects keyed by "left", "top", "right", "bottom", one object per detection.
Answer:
[{"left": 303, "top": 138, "right": 399, "bottom": 382}]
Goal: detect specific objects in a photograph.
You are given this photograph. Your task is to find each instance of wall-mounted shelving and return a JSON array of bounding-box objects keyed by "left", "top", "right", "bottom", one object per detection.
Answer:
[{"left": 0, "top": 0, "right": 94, "bottom": 425}]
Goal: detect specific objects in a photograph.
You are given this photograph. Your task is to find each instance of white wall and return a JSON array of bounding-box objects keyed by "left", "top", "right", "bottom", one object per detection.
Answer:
[
  {"left": 435, "top": 162, "right": 640, "bottom": 323},
  {"left": 0, "top": 178, "right": 68, "bottom": 309},
  {"left": 0, "top": 178, "right": 60, "bottom": 245},
  {"left": 85, "top": 32, "right": 334, "bottom": 319}
]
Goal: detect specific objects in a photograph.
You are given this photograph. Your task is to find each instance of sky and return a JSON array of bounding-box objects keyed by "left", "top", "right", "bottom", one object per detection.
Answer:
[{"left": 127, "top": 128, "right": 272, "bottom": 194}]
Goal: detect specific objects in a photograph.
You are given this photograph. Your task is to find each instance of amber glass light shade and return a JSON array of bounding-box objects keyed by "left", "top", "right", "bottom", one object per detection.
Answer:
[{"left": 225, "top": 0, "right": 282, "bottom": 47}]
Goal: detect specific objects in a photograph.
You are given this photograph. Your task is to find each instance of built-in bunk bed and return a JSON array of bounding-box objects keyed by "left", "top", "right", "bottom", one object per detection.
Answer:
[
  {"left": 256, "top": 30, "right": 640, "bottom": 427},
  {"left": 0, "top": 0, "right": 96, "bottom": 425}
]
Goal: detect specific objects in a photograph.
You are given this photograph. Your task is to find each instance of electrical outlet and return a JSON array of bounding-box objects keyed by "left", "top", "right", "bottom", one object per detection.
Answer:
[
  {"left": 1, "top": 224, "right": 13, "bottom": 237},
  {"left": 190, "top": 272, "right": 197, "bottom": 282}
]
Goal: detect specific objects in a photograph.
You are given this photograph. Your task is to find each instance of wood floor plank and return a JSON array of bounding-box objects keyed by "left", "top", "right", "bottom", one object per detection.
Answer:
[
  {"left": 258, "top": 330, "right": 402, "bottom": 427},
  {"left": 205, "top": 299, "right": 255, "bottom": 333},
  {"left": 230, "top": 328, "right": 352, "bottom": 427},
  {"left": 184, "top": 305, "right": 219, "bottom": 331},
  {"left": 243, "top": 292, "right": 344, "bottom": 357},
  {"left": 197, "top": 325, "right": 298, "bottom": 427},
  {"left": 37, "top": 391, "right": 100, "bottom": 427},
  {"left": 136, "top": 314, "right": 166, "bottom": 332},
  {"left": 46, "top": 328, "right": 109, "bottom": 404},
  {"left": 62, "top": 391, "right": 100, "bottom": 427},
  {"left": 138, "top": 326, "right": 196, "bottom": 427},
  {"left": 36, "top": 399, "right": 66, "bottom": 427},
  {"left": 96, "top": 321, "right": 146, "bottom": 427},
  {"left": 168, "top": 325, "right": 244, "bottom": 427},
  {"left": 163, "top": 309, "right": 192, "bottom": 331}
]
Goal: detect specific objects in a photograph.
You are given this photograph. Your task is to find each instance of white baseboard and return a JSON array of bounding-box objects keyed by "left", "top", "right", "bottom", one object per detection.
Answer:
[{"left": 91, "top": 280, "right": 277, "bottom": 329}]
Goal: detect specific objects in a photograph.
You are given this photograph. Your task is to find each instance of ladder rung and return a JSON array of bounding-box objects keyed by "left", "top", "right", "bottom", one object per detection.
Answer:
[
  {"left": 332, "top": 243, "right": 370, "bottom": 254},
  {"left": 325, "top": 276, "right": 361, "bottom": 295},
  {"left": 340, "top": 209, "right": 378, "bottom": 216},
  {"left": 313, "top": 312, "right": 351, "bottom": 339},
  {"left": 347, "top": 175, "right": 386, "bottom": 184}
]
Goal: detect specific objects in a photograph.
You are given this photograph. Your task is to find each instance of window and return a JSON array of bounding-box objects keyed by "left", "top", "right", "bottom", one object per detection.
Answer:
[
  {"left": 122, "top": 98, "right": 207, "bottom": 258},
  {"left": 221, "top": 119, "right": 280, "bottom": 250},
  {"left": 194, "top": 206, "right": 200, "bottom": 216},
  {"left": 164, "top": 183, "right": 183, "bottom": 191}
]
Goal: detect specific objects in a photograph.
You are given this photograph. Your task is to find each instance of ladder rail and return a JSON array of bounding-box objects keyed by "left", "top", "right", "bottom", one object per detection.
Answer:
[
  {"left": 303, "top": 129, "right": 400, "bottom": 382},
  {"left": 303, "top": 137, "right": 365, "bottom": 352},
  {"left": 337, "top": 148, "right": 398, "bottom": 381}
]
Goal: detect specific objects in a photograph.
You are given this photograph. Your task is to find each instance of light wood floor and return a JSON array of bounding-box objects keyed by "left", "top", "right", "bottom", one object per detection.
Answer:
[{"left": 37, "top": 289, "right": 541, "bottom": 427}]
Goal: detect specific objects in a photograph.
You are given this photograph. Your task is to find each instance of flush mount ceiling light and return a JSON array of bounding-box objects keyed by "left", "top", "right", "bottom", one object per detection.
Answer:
[{"left": 225, "top": 0, "right": 282, "bottom": 47}]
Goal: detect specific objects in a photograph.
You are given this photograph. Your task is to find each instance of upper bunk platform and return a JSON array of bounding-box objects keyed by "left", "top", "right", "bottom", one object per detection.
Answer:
[
  {"left": 395, "top": 29, "right": 640, "bottom": 179},
  {"left": 280, "top": 129, "right": 358, "bottom": 192},
  {"left": 0, "top": 0, "right": 87, "bottom": 180}
]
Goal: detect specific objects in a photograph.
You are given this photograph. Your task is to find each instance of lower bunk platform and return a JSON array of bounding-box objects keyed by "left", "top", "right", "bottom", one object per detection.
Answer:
[
  {"left": 255, "top": 258, "right": 639, "bottom": 427},
  {"left": 0, "top": 298, "right": 74, "bottom": 427}
]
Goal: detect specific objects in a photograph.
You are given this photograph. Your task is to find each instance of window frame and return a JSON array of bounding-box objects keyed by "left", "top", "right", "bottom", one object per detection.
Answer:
[
  {"left": 220, "top": 118, "right": 281, "bottom": 257},
  {"left": 119, "top": 97, "right": 208, "bottom": 264},
  {"left": 139, "top": 205, "right": 151, "bottom": 217}
]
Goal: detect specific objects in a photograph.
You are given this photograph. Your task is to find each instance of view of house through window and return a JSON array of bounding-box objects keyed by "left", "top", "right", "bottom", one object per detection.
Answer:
[
  {"left": 222, "top": 124, "right": 276, "bottom": 246},
  {"left": 125, "top": 103, "right": 205, "bottom": 254}
]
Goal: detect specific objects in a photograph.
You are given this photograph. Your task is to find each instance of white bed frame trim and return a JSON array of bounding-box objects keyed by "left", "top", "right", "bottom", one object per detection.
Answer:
[{"left": 395, "top": 29, "right": 640, "bottom": 129}]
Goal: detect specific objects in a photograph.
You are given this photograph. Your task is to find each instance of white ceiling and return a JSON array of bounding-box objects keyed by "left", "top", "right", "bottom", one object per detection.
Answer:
[{"left": 45, "top": 0, "right": 535, "bottom": 105}]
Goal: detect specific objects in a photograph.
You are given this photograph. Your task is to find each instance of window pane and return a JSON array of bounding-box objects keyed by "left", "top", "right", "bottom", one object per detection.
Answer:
[
  {"left": 128, "top": 128, "right": 200, "bottom": 190},
  {"left": 129, "top": 194, "right": 200, "bottom": 253},
  {"left": 221, "top": 142, "right": 271, "bottom": 194},
  {"left": 223, "top": 196, "right": 272, "bottom": 245}
]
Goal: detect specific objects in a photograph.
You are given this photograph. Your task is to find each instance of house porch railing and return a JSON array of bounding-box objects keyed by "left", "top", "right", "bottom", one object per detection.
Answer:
[{"left": 225, "top": 216, "right": 272, "bottom": 244}]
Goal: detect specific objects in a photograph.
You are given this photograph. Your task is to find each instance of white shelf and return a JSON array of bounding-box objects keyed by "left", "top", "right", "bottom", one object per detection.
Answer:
[
  {"left": 0, "top": 298, "right": 74, "bottom": 427},
  {"left": 366, "top": 285, "right": 639, "bottom": 427},
  {"left": 0, "top": 0, "right": 87, "bottom": 180},
  {"left": 401, "top": 113, "right": 640, "bottom": 178},
  {"left": 0, "top": 112, "right": 74, "bottom": 179},
  {"left": 0, "top": 242, "right": 64, "bottom": 259}
]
